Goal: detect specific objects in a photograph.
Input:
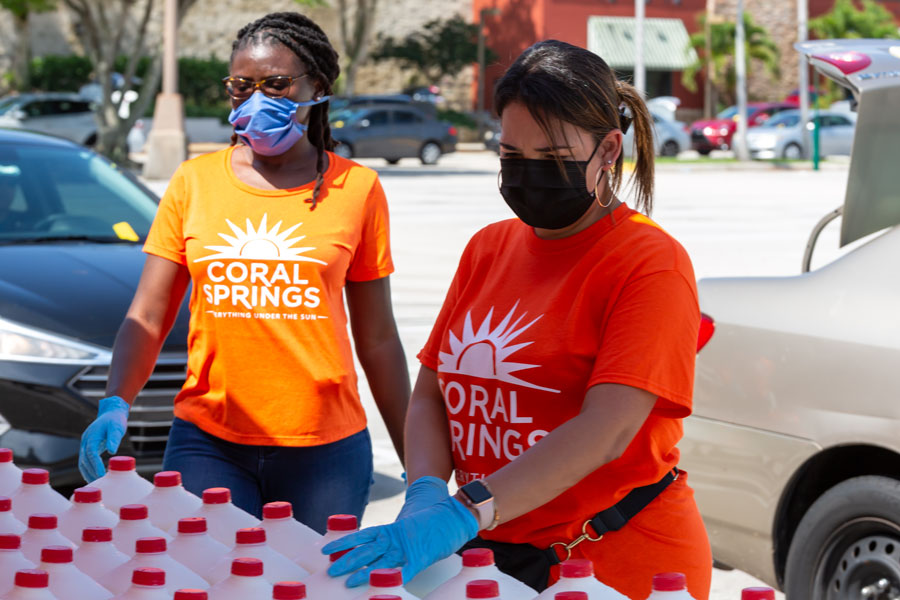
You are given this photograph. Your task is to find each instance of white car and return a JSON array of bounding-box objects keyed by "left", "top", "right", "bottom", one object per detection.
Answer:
[
  {"left": 746, "top": 108, "right": 856, "bottom": 160},
  {"left": 681, "top": 39, "right": 900, "bottom": 599}
]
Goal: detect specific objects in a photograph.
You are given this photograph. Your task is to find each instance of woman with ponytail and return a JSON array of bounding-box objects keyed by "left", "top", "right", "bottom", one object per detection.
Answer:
[
  {"left": 77, "top": 12, "right": 410, "bottom": 532},
  {"left": 324, "top": 40, "right": 711, "bottom": 599}
]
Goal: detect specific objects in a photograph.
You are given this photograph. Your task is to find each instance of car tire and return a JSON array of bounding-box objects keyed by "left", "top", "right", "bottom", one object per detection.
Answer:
[
  {"left": 419, "top": 141, "right": 442, "bottom": 165},
  {"left": 697, "top": 148, "right": 712, "bottom": 156},
  {"left": 333, "top": 142, "right": 352, "bottom": 159},
  {"left": 784, "top": 476, "right": 900, "bottom": 600},
  {"left": 783, "top": 143, "right": 804, "bottom": 160},
  {"left": 385, "top": 158, "right": 400, "bottom": 165},
  {"left": 84, "top": 133, "right": 98, "bottom": 147},
  {"left": 661, "top": 140, "right": 680, "bottom": 157}
]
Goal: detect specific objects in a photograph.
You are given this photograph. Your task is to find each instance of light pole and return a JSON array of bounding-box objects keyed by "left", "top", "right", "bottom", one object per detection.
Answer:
[
  {"left": 477, "top": 7, "right": 500, "bottom": 142},
  {"left": 635, "top": 0, "right": 645, "bottom": 97},
  {"left": 798, "top": 0, "right": 811, "bottom": 160},
  {"left": 734, "top": 0, "right": 750, "bottom": 161},
  {"left": 144, "top": 0, "right": 187, "bottom": 180}
]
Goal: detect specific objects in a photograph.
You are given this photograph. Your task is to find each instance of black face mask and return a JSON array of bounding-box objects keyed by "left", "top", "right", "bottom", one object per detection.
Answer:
[{"left": 499, "top": 146, "right": 601, "bottom": 230}]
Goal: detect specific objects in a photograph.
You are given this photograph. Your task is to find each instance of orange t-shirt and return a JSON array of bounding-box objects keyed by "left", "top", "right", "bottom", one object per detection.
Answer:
[
  {"left": 419, "top": 203, "right": 711, "bottom": 598},
  {"left": 144, "top": 146, "right": 393, "bottom": 446}
]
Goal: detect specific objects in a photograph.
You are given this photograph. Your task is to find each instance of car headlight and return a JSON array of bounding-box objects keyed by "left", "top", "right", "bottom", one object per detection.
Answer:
[
  {"left": 0, "top": 318, "right": 109, "bottom": 364},
  {"left": 703, "top": 126, "right": 716, "bottom": 136},
  {"left": 718, "top": 127, "right": 730, "bottom": 136}
]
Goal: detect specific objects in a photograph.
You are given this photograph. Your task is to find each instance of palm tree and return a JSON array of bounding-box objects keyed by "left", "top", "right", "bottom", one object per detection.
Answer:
[
  {"left": 810, "top": 0, "right": 899, "bottom": 40},
  {"left": 682, "top": 12, "right": 780, "bottom": 110}
]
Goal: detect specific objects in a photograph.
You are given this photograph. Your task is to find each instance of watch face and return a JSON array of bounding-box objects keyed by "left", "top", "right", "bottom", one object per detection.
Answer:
[{"left": 462, "top": 481, "right": 492, "bottom": 504}]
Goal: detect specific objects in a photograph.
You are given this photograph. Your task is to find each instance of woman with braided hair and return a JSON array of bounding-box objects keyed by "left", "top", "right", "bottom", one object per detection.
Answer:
[{"left": 77, "top": 11, "right": 410, "bottom": 532}]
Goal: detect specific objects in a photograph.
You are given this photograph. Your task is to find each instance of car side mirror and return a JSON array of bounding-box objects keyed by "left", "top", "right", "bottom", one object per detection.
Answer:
[
  {"left": 359, "top": 119, "right": 370, "bottom": 128},
  {"left": 9, "top": 109, "right": 27, "bottom": 120}
]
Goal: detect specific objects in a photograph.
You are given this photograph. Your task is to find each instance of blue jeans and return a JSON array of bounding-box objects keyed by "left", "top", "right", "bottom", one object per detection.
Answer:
[{"left": 162, "top": 418, "right": 373, "bottom": 534}]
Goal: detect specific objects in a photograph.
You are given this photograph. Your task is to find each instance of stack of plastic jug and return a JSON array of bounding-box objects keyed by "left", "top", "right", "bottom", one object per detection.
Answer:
[
  {"left": 20, "top": 514, "right": 74, "bottom": 563},
  {"left": 168, "top": 518, "right": 229, "bottom": 582},
  {"left": 112, "top": 567, "right": 168, "bottom": 600},
  {"left": 0, "top": 536, "right": 35, "bottom": 596},
  {"left": 302, "top": 514, "right": 358, "bottom": 574},
  {"left": 423, "top": 548, "right": 535, "bottom": 600},
  {"left": 74, "top": 527, "right": 130, "bottom": 582},
  {"left": 3, "top": 569, "right": 57, "bottom": 600},
  {"left": 406, "top": 553, "right": 462, "bottom": 597},
  {"left": 139, "top": 472, "right": 201, "bottom": 532},
  {"left": 207, "top": 557, "right": 270, "bottom": 600},
  {"left": 207, "top": 527, "right": 309, "bottom": 584},
  {"left": 0, "top": 449, "right": 22, "bottom": 497},
  {"left": 274, "top": 582, "right": 306, "bottom": 600},
  {"left": 535, "top": 559, "right": 627, "bottom": 600},
  {"left": 0, "top": 497, "right": 25, "bottom": 535},
  {"left": 184, "top": 488, "right": 259, "bottom": 546},
  {"left": 38, "top": 545, "right": 114, "bottom": 600},
  {"left": 260, "top": 501, "right": 321, "bottom": 564},
  {"left": 101, "top": 537, "right": 209, "bottom": 594},
  {"left": 112, "top": 505, "right": 169, "bottom": 555},
  {"left": 301, "top": 551, "right": 358, "bottom": 600},
  {"left": 59, "top": 487, "right": 118, "bottom": 543},
  {"left": 467, "top": 580, "right": 500, "bottom": 600},
  {"left": 740, "top": 588, "right": 775, "bottom": 600},
  {"left": 355, "top": 568, "right": 419, "bottom": 600},
  {"left": 11, "top": 470, "right": 70, "bottom": 522},
  {"left": 645, "top": 574, "right": 696, "bottom": 600},
  {"left": 89, "top": 457, "right": 153, "bottom": 514}
]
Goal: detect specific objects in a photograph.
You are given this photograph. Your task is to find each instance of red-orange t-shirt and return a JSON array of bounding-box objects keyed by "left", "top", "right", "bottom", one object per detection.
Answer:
[
  {"left": 144, "top": 146, "right": 393, "bottom": 446},
  {"left": 419, "top": 203, "right": 710, "bottom": 597}
]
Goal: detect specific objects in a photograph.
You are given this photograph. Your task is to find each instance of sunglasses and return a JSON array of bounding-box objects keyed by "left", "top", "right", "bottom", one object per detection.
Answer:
[{"left": 222, "top": 74, "right": 309, "bottom": 100}]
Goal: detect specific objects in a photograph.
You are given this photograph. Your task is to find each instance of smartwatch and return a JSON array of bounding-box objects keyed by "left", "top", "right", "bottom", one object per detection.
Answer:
[{"left": 459, "top": 480, "right": 498, "bottom": 530}]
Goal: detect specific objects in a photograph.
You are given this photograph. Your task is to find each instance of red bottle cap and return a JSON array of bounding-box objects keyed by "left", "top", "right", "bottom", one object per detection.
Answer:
[
  {"left": 742, "top": 588, "right": 776, "bottom": 600},
  {"left": 132, "top": 567, "right": 166, "bottom": 587},
  {"left": 327, "top": 514, "right": 357, "bottom": 532},
  {"left": 231, "top": 557, "right": 264, "bottom": 577},
  {"left": 27, "top": 514, "right": 57, "bottom": 530},
  {"left": 555, "top": 593, "right": 588, "bottom": 600},
  {"left": 236, "top": 527, "right": 266, "bottom": 544},
  {"left": 466, "top": 580, "right": 500, "bottom": 599},
  {"left": 560, "top": 559, "right": 593, "bottom": 578},
  {"left": 120, "top": 504, "right": 149, "bottom": 520},
  {"left": 154, "top": 471, "right": 182, "bottom": 487},
  {"left": 21, "top": 469, "right": 49, "bottom": 485},
  {"left": 263, "top": 501, "right": 293, "bottom": 520},
  {"left": 174, "top": 591, "right": 208, "bottom": 600},
  {"left": 0, "top": 448, "right": 12, "bottom": 463},
  {"left": 371, "top": 597, "right": 403, "bottom": 600},
  {"left": 0, "top": 534, "right": 20, "bottom": 549},
  {"left": 0, "top": 497, "right": 10, "bottom": 511},
  {"left": 15, "top": 569, "right": 49, "bottom": 589},
  {"left": 370, "top": 568, "right": 403, "bottom": 587},
  {"left": 73, "top": 487, "right": 102, "bottom": 503},
  {"left": 109, "top": 456, "right": 136, "bottom": 471},
  {"left": 40, "top": 546, "right": 73, "bottom": 564},
  {"left": 178, "top": 517, "right": 207, "bottom": 534},
  {"left": 652, "top": 573, "right": 687, "bottom": 592},
  {"left": 273, "top": 582, "right": 306, "bottom": 600},
  {"left": 202, "top": 488, "right": 231, "bottom": 504},
  {"left": 329, "top": 549, "right": 351, "bottom": 562},
  {"left": 135, "top": 537, "right": 167, "bottom": 554},
  {"left": 462, "top": 548, "right": 494, "bottom": 567},
  {"left": 82, "top": 527, "right": 113, "bottom": 543}
]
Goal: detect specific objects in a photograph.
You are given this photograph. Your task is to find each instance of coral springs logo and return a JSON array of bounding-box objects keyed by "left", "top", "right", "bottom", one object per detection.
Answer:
[{"left": 196, "top": 214, "right": 325, "bottom": 264}]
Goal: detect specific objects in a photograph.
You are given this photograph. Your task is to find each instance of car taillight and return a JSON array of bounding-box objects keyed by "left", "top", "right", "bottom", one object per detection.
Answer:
[
  {"left": 697, "top": 313, "right": 715, "bottom": 353},
  {"left": 448, "top": 126, "right": 458, "bottom": 136}
]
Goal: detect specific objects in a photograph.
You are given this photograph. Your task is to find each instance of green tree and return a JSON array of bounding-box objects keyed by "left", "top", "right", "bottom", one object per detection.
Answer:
[
  {"left": 0, "top": 0, "right": 56, "bottom": 91},
  {"left": 682, "top": 12, "right": 780, "bottom": 109},
  {"left": 810, "top": 0, "right": 899, "bottom": 40},
  {"left": 372, "top": 15, "right": 496, "bottom": 87}
]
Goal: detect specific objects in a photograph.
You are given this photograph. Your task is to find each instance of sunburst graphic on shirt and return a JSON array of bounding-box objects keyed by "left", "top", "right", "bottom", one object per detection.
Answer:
[
  {"left": 194, "top": 213, "right": 326, "bottom": 264},
  {"left": 438, "top": 302, "right": 560, "bottom": 393}
]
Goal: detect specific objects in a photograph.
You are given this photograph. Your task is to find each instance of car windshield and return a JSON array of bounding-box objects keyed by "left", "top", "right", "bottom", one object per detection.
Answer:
[
  {"left": 0, "top": 145, "right": 158, "bottom": 244},
  {"left": 765, "top": 112, "right": 801, "bottom": 128},
  {"left": 717, "top": 106, "right": 739, "bottom": 119}
]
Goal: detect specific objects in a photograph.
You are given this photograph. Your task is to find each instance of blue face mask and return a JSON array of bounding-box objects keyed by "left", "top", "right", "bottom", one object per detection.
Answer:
[{"left": 228, "top": 92, "right": 330, "bottom": 156}]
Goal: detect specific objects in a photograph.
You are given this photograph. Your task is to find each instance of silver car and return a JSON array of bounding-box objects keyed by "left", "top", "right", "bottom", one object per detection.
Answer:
[
  {"left": 622, "top": 109, "right": 691, "bottom": 157},
  {"left": 682, "top": 39, "right": 900, "bottom": 599},
  {"left": 746, "top": 108, "right": 856, "bottom": 160}
]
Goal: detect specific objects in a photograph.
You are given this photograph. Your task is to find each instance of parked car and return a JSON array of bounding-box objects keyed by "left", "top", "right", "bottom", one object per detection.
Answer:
[
  {"left": 681, "top": 39, "right": 900, "bottom": 598},
  {"left": 329, "top": 105, "right": 457, "bottom": 165},
  {"left": 689, "top": 102, "right": 797, "bottom": 154},
  {"left": 623, "top": 110, "right": 691, "bottom": 157},
  {"left": 0, "top": 92, "right": 145, "bottom": 153},
  {"left": 402, "top": 85, "right": 446, "bottom": 106},
  {"left": 0, "top": 128, "right": 188, "bottom": 487},
  {"left": 746, "top": 109, "right": 856, "bottom": 159}
]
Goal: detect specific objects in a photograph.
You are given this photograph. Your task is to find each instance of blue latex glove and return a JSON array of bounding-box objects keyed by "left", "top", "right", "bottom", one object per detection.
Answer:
[
  {"left": 396, "top": 476, "right": 450, "bottom": 520},
  {"left": 78, "top": 396, "right": 130, "bottom": 482},
  {"left": 322, "top": 496, "right": 479, "bottom": 587}
]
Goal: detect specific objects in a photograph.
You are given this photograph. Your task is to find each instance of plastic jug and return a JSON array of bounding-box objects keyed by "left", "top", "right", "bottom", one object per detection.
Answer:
[
  {"left": 110, "top": 568, "right": 169, "bottom": 600},
  {"left": 2, "top": 569, "right": 58, "bottom": 600},
  {"left": 422, "top": 548, "right": 535, "bottom": 600},
  {"left": 535, "top": 560, "right": 628, "bottom": 600},
  {"left": 139, "top": 472, "right": 201, "bottom": 532},
  {"left": 112, "top": 505, "right": 170, "bottom": 555},
  {"left": 207, "top": 557, "right": 271, "bottom": 600},
  {"left": 59, "top": 487, "right": 119, "bottom": 543},
  {"left": 406, "top": 554, "right": 462, "bottom": 598},
  {"left": 207, "top": 527, "right": 309, "bottom": 584},
  {"left": 0, "top": 497, "right": 25, "bottom": 535},
  {"left": 74, "top": 527, "right": 130, "bottom": 582},
  {"left": 467, "top": 580, "right": 499, "bottom": 600},
  {"left": 100, "top": 537, "right": 209, "bottom": 594},
  {"left": 174, "top": 592, "right": 208, "bottom": 600},
  {"left": 274, "top": 582, "right": 306, "bottom": 599},
  {"left": 300, "top": 514, "right": 358, "bottom": 573},
  {"left": 39, "top": 545, "right": 114, "bottom": 600},
  {"left": 11, "top": 470, "right": 70, "bottom": 522},
  {"left": 20, "top": 514, "right": 75, "bottom": 563},
  {"left": 355, "top": 568, "right": 420, "bottom": 600},
  {"left": 645, "top": 573, "right": 696, "bottom": 600},
  {"left": 260, "top": 501, "right": 321, "bottom": 564},
  {"left": 301, "top": 550, "right": 362, "bottom": 600},
  {"left": 740, "top": 588, "right": 775, "bottom": 600},
  {"left": 182, "top": 488, "right": 259, "bottom": 546},
  {"left": 0, "top": 535, "right": 35, "bottom": 596},
  {"left": 89, "top": 457, "right": 154, "bottom": 514},
  {"left": 168, "top": 518, "right": 230, "bottom": 584},
  {"left": 0, "top": 449, "right": 22, "bottom": 497}
]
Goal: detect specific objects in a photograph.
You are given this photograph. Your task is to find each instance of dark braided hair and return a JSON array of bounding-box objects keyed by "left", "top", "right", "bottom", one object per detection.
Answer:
[{"left": 230, "top": 12, "right": 340, "bottom": 209}]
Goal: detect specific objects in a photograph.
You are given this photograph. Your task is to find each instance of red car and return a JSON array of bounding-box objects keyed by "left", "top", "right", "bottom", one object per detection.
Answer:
[{"left": 690, "top": 102, "right": 798, "bottom": 154}]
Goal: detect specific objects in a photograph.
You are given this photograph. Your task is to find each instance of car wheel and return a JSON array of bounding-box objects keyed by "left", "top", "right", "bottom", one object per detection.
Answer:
[
  {"left": 419, "top": 141, "right": 442, "bottom": 165},
  {"left": 784, "top": 476, "right": 900, "bottom": 600},
  {"left": 385, "top": 158, "right": 400, "bottom": 165},
  {"left": 84, "top": 133, "right": 98, "bottom": 147},
  {"left": 333, "top": 142, "right": 352, "bottom": 159},
  {"left": 783, "top": 143, "right": 804, "bottom": 160},
  {"left": 661, "top": 140, "right": 680, "bottom": 157},
  {"left": 697, "top": 148, "right": 712, "bottom": 156}
]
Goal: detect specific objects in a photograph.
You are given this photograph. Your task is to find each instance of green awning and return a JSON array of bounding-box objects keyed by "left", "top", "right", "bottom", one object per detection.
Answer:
[{"left": 587, "top": 16, "right": 698, "bottom": 71}]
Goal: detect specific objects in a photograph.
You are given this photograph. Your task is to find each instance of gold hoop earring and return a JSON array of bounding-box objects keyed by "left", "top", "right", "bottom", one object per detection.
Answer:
[{"left": 595, "top": 164, "right": 613, "bottom": 209}]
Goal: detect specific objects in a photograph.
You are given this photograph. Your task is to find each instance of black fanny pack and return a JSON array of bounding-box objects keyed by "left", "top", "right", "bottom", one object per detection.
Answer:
[{"left": 457, "top": 468, "right": 679, "bottom": 592}]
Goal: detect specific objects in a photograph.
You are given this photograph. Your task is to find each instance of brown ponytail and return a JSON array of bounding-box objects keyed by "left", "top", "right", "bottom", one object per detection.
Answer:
[{"left": 615, "top": 80, "right": 654, "bottom": 215}]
